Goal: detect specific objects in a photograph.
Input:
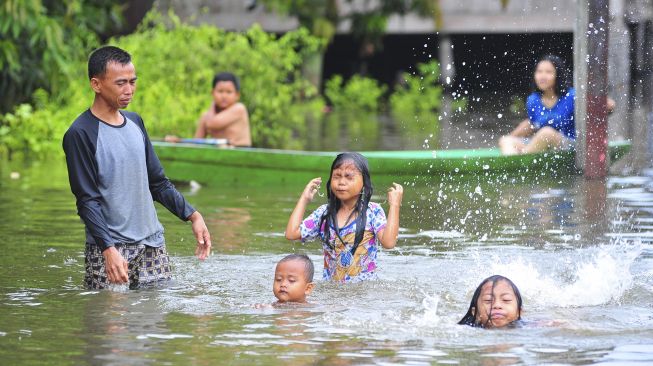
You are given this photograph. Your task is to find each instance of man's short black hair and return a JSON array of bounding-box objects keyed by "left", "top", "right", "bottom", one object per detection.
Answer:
[
  {"left": 88, "top": 46, "right": 132, "bottom": 80},
  {"left": 279, "top": 254, "right": 314, "bottom": 282},
  {"left": 212, "top": 72, "right": 240, "bottom": 91}
]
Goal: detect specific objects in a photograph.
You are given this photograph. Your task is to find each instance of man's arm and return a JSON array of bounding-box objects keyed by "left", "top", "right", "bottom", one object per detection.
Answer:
[
  {"left": 63, "top": 127, "right": 128, "bottom": 283},
  {"left": 63, "top": 128, "right": 115, "bottom": 249}
]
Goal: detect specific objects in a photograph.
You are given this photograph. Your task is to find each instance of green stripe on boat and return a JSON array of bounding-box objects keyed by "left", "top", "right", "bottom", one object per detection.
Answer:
[{"left": 152, "top": 140, "right": 631, "bottom": 184}]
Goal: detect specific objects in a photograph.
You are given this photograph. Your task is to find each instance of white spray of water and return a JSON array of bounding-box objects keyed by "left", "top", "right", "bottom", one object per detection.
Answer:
[
  {"left": 411, "top": 289, "right": 441, "bottom": 326},
  {"left": 487, "top": 243, "right": 642, "bottom": 308}
]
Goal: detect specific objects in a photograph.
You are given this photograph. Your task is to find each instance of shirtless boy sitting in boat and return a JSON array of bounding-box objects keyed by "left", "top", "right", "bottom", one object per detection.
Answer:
[{"left": 166, "top": 72, "right": 251, "bottom": 147}]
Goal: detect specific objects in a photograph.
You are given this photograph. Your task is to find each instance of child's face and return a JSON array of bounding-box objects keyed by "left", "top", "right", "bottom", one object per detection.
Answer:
[
  {"left": 273, "top": 260, "right": 314, "bottom": 303},
  {"left": 212, "top": 81, "right": 240, "bottom": 110},
  {"left": 330, "top": 162, "right": 364, "bottom": 203},
  {"left": 534, "top": 60, "right": 556, "bottom": 93},
  {"left": 474, "top": 280, "right": 520, "bottom": 328}
]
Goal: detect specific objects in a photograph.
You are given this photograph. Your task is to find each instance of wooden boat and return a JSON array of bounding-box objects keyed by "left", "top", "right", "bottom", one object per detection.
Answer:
[{"left": 152, "top": 140, "right": 631, "bottom": 185}]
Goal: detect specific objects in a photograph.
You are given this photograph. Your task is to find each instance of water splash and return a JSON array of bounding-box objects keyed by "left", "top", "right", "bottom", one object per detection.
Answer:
[
  {"left": 411, "top": 290, "right": 441, "bottom": 326},
  {"left": 486, "top": 242, "right": 642, "bottom": 307}
]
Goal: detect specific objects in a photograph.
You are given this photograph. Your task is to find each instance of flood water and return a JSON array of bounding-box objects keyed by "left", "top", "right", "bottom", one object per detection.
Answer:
[{"left": 1, "top": 151, "right": 652, "bottom": 365}]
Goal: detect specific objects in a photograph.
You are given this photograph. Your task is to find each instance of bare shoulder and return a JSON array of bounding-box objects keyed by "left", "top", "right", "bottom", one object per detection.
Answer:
[{"left": 233, "top": 102, "right": 249, "bottom": 115}]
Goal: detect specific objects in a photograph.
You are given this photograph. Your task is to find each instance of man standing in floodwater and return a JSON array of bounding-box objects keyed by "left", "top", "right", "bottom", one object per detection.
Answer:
[{"left": 62, "top": 46, "right": 212, "bottom": 289}]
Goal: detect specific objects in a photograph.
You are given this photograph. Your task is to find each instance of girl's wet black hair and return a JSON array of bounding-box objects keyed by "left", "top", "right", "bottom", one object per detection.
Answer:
[
  {"left": 318, "top": 152, "right": 373, "bottom": 255},
  {"left": 532, "top": 54, "right": 571, "bottom": 97},
  {"left": 458, "top": 275, "right": 523, "bottom": 328}
]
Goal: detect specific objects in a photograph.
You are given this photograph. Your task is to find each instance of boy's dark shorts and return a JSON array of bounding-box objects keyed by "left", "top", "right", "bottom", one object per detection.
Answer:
[{"left": 84, "top": 243, "right": 172, "bottom": 290}]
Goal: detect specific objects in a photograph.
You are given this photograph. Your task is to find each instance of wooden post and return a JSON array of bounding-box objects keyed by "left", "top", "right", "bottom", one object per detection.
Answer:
[{"left": 584, "top": 0, "right": 610, "bottom": 178}]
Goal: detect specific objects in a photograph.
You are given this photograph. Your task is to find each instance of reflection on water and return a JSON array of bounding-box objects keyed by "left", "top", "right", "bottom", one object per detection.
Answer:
[{"left": 0, "top": 160, "right": 652, "bottom": 365}]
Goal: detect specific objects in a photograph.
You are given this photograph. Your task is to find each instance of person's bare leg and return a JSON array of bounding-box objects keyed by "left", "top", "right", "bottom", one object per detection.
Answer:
[
  {"left": 521, "top": 127, "right": 563, "bottom": 154},
  {"left": 499, "top": 135, "right": 527, "bottom": 155}
]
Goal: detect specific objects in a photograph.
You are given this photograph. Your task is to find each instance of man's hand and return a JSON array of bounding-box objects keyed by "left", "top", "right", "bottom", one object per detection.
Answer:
[
  {"left": 102, "top": 247, "right": 129, "bottom": 284},
  {"left": 189, "top": 211, "right": 212, "bottom": 260}
]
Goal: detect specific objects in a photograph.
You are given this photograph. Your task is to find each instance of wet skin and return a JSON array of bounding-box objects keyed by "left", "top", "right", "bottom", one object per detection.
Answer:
[
  {"left": 273, "top": 260, "right": 314, "bottom": 304},
  {"left": 475, "top": 280, "right": 520, "bottom": 328},
  {"left": 330, "top": 162, "right": 364, "bottom": 226}
]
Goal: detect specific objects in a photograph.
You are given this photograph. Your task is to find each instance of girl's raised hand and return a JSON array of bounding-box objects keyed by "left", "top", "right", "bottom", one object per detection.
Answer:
[
  {"left": 387, "top": 182, "right": 403, "bottom": 207},
  {"left": 302, "top": 177, "right": 322, "bottom": 202}
]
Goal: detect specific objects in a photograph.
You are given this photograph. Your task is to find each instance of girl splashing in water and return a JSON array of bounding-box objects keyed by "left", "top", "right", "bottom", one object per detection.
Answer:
[
  {"left": 459, "top": 275, "right": 523, "bottom": 328},
  {"left": 285, "top": 152, "right": 403, "bottom": 283}
]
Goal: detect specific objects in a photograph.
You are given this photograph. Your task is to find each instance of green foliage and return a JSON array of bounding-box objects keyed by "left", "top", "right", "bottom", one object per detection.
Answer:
[
  {"left": 0, "top": 11, "right": 327, "bottom": 156},
  {"left": 509, "top": 94, "right": 525, "bottom": 116},
  {"left": 389, "top": 61, "right": 443, "bottom": 147},
  {"left": 260, "top": 0, "right": 439, "bottom": 49},
  {"left": 317, "top": 112, "right": 380, "bottom": 151},
  {"left": 259, "top": 0, "right": 338, "bottom": 43},
  {"left": 390, "top": 61, "right": 443, "bottom": 119},
  {"left": 325, "top": 75, "right": 386, "bottom": 113},
  {"left": 0, "top": 0, "right": 124, "bottom": 112}
]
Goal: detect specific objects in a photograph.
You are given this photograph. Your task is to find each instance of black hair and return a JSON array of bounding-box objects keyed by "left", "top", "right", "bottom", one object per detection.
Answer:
[
  {"left": 532, "top": 54, "right": 571, "bottom": 97},
  {"left": 212, "top": 72, "right": 240, "bottom": 91},
  {"left": 279, "top": 254, "right": 314, "bottom": 282},
  {"left": 458, "top": 275, "right": 523, "bottom": 328},
  {"left": 88, "top": 46, "right": 132, "bottom": 80},
  {"left": 318, "top": 152, "right": 373, "bottom": 256}
]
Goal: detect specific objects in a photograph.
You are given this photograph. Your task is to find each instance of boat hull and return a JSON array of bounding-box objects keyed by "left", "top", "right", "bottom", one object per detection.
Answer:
[{"left": 152, "top": 141, "right": 631, "bottom": 185}]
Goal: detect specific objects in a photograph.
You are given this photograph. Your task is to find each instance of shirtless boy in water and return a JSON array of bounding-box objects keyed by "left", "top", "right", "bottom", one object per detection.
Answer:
[{"left": 167, "top": 72, "right": 251, "bottom": 147}]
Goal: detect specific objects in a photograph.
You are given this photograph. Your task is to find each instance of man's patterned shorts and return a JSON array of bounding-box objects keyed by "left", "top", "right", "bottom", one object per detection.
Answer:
[{"left": 84, "top": 243, "right": 172, "bottom": 289}]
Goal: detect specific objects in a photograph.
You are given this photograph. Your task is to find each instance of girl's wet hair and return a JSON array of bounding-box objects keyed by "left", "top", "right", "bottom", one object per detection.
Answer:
[
  {"left": 458, "top": 275, "right": 523, "bottom": 328},
  {"left": 532, "top": 54, "right": 571, "bottom": 96},
  {"left": 319, "top": 152, "right": 373, "bottom": 255}
]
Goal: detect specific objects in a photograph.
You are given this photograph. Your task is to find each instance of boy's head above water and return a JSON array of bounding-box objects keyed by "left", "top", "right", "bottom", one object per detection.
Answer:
[
  {"left": 211, "top": 72, "right": 240, "bottom": 111},
  {"left": 273, "top": 254, "right": 315, "bottom": 304},
  {"left": 459, "top": 275, "right": 522, "bottom": 328}
]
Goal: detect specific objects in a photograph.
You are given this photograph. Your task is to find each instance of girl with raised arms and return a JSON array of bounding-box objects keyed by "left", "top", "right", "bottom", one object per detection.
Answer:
[{"left": 285, "top": 152, "right": 403, "bottom": 283}]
